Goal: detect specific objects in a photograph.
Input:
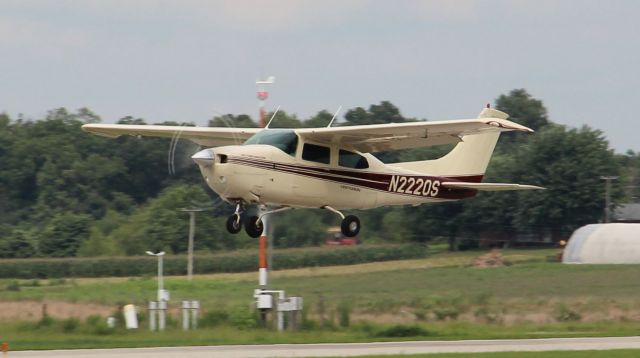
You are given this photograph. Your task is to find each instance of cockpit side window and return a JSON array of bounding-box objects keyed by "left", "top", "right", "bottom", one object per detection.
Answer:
[
  {"left": 339, "top": 150, "right": 369, "bottom": 169},
  {"left": 244, "top": 130, "right": 298, "bottom": 157},
  {"left": 302, "top": 143, "right": 331, "bottom": 164}
]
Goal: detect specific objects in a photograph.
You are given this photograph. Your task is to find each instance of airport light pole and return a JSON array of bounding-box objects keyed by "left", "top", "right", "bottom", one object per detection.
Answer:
[
  {"left": 256, "top": 76, "right": 275, "bottom": 128},
  {"left": 146, "top": 251, "right": 166, "bottom": 301},
  {"left": 600, "top": 176, "right": 619, "bottom": 223}
]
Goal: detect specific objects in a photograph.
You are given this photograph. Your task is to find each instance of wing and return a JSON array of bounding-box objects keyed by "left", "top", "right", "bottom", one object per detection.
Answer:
[
  {"left": 295, "top": 117, "right": 533, "bottom": 152},
  {"left": 81, "top": 124, "right": 260, "bottom": 147},
  {"left": 442, "top": 182, "right": 545, "bottom": 191}
]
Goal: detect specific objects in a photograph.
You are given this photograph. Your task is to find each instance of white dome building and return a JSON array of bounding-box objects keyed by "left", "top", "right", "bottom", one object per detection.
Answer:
[{"left": 563, "top": 223, "right": 640, "bottom": 264}]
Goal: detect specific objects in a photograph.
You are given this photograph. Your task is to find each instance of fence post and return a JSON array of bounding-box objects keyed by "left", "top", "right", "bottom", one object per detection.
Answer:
[{"left": 148, "top": 301, "right": 157, "bottom": 331}]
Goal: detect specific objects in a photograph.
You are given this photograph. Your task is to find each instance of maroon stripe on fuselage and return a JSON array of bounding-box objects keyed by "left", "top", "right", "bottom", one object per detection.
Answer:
[{"left": 227, "top": 157, "right": 478, "bottom": 200}]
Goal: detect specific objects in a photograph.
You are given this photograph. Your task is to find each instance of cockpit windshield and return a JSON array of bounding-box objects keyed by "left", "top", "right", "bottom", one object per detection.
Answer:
[{"left": 244, "top": 129, "right": 298, "bottom": 156}]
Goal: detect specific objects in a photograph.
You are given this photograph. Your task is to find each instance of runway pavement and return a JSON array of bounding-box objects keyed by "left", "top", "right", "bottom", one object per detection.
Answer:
[{"left": 8, "top": 336, "right": 640, "bottom": 357}]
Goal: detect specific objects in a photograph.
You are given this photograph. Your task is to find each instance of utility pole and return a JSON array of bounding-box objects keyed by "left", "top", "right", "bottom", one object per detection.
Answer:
[
  {"left": 600, "top": 176, "right": 619, "bottom": 223},
  {"left": 180, "top": 208, "right": 207, "bottom": 280}
]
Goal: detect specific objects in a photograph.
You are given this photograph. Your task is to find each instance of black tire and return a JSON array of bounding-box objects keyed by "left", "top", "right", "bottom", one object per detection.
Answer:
[
  {"left": 226, "top": 214, "right": 242, "bottom": 234},
  {"left": 341, "top": 215, "right": 360, "bottom": 237},
  {"left": 245, "top": 215, "right": 264, "bottom": 238}
]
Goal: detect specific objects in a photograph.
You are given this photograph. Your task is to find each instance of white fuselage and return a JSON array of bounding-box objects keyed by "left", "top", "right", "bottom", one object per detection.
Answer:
[{"left": 195, "top": 143, "right": 477, "bottom": 210}]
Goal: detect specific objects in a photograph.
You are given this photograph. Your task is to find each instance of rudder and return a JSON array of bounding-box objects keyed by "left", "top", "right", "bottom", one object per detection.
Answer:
[{"left": 392, "top": 108, "right": 508, "bottom": 179}]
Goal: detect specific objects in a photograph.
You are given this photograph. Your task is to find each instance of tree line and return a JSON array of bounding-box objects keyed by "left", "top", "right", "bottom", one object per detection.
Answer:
[{"left": 0, "top": 89, "right": 637, "bottom": 258}]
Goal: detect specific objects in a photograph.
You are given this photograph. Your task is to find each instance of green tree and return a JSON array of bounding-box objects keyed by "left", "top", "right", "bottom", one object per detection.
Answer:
[
  {"left": 343, "top": 101, "right": 407, "bottom": 126},
  {"left": 272, "top": 210, "right": 327, "bottom": 247},
  {"left": 616, "top": 150, "right": 640, "bottom": 202},
  {"left": 264, "top": 110, "right": 303, "bottom": 128},
  {"left": 512, "top": 124, "right": 621, "bottom": 239},
  {"left": 39, "top": 213, "right": 93, "bottom": 257},
  {"left": 304, "top": 110, "right": 334, "bottom": 128},
  {"left": 495, "top": 89, "right": 549, "bottom": 131},
  {"left": 108, "top": 184, "right": 237, "bottom": 255},
  {"left": 0, "top": 227, "right": 37, "bottom": 258},
  {"left": 209, "top": 114, "right": 257, "bottom": 128}
]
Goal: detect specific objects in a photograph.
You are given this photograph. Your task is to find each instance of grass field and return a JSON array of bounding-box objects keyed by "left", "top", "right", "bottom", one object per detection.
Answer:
[
  {"left": 330, "top": 351, "right": 640, "bottom": 358},
  {"left": 3, "top": 247, "right": 640, "bottom": 351}
]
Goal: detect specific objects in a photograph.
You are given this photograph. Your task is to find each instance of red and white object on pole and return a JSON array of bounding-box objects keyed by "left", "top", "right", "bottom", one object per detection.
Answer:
[
  {"left": 256, "top": 77, "right": 274, "bottom": 289},
  {"left": 256, "top": 76, "right": 275, "bottom": 128}
]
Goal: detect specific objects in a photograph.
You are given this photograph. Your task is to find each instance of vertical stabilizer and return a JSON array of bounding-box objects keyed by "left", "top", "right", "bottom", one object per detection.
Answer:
[{"left": 393, "top": 108, "right": 509, "bottom": 179}]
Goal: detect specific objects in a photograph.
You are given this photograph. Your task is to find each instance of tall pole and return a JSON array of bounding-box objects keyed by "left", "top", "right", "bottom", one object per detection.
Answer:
[
  {"left": 146, "top": 251, "right": 166, "bottom": 301},
  {"left": 180, "top": 208, "right": 206, "bottom": 280},
  {"left": 158, "top": 254, "right": 164, "bottom": 299},
  {"left": 258, "top": 206, "right": 269, "bottom": 288},
  {"left": 187, "top": 211, "right": 195, "bottom": 280},
  {"left": 256, "top": 76, "right": 274, "bottom": 288},
  {"left": 600, "top": 176, "right": 619, "bottom": 223},
  {"left": 256, "top": 77, "right": 274, "bottom": 327},
  {"left": 256, "top": 76, "right": 275, "bottom": 128}
]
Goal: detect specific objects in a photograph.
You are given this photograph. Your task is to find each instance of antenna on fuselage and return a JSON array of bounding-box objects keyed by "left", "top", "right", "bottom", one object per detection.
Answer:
[
  {"left": 327, "top": 105, "right": 342, "bottom": 128},
  {"left": 264, "top": 105, "right": 281, "bottom": 129}
]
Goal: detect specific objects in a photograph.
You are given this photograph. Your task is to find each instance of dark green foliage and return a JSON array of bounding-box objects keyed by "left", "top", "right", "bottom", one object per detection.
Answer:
[
  {"left": 199, "top": 310, "right": 230, "bottom": 327},
  {"left": 496, "top": 89, "right": 549, "bottom": 132},
  {"left": 374, "top": 324, "right": 430, "bottom": 337},
  {"left": 209, "top": 114, "right": 257, "bottom": 128},
  {"left": 0, "top": 92, "right": 635, "bottom": 257},
  {"left": 6, "top": 280, "right": 20, "bottom": 291},
  {"left": 337, "top": 301, "right": 351, "bottom": 328},
  {"left": 229, "top": 305, "right": 257, "bottom": 330},
  {"left": 0, "top": 228, "right": 37, "bottom": 258},
  {"left": 272, "top": 210, "right": 328, "bottom": 248},
  {"left": 39, "top": 213, "right": 92, "bottom": 257},
  {"left": 0, "top": 244, "right": 426, "bottom": 279},
  {"left": 61, "top": 318, "right": 80, "bottom": 333},
  {"left": 343, "top": 101, "right": 409, "bottom": 126}
]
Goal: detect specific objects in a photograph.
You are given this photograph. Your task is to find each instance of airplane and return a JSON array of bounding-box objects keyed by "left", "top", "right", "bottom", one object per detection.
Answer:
[{"left": 82, "top": 106, "right": 543, "bottom": 239}]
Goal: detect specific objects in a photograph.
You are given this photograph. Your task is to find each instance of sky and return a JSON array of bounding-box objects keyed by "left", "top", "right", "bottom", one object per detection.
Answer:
[{"left": 1, "top": 0, "right": 639, "bottom": 152}]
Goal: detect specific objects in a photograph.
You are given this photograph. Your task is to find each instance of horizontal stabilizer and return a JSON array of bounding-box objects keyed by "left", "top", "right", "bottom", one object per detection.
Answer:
[{"left": 442, "top": 182, "right": 545, "bottom": 191}]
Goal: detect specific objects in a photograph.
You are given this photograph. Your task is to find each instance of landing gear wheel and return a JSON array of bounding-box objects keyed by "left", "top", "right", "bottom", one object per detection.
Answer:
[
  {"left": 341, "top": 215, "right": 360, "bottom": 237},
  {"left": 226, "top": 214, "right": 242, "bottom": 234},
  {"left": 245, "top": 215, "right": 264, "bottom": 238}
]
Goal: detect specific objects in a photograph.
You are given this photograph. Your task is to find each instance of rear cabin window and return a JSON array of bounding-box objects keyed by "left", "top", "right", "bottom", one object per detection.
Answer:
[
  {"left": 339, "top": 150, "right": 369, "bottom": 169},
  {"left": 302, "top": 143, "right": 331, "bottom": 164}
]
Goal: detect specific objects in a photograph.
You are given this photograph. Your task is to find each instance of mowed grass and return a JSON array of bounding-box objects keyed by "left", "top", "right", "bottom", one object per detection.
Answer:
[
  {"left": 4, "top": 320, "right": 640, "bottom": 351},
  {"left": 0, "top": 249, "right": 555, "bottom": 304},
  {"left": 3, "top": 248, "right": 640, "bottom": 350},
  {"left": 2, "top": 248, "right": 638, "bottom": 309}
]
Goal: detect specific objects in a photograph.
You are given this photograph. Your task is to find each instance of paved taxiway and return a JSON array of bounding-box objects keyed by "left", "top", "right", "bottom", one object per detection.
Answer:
[{"left": 9, "top": 336, "right": 640, "bottom": 357}]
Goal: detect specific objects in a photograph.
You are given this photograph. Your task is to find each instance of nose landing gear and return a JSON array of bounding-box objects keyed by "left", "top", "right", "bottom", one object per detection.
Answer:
[
  {"left": 226, "top": 203, "right": 293, "bottom": 238},
  {"left": 226, "top": 215, "right": 242, "bottom": 234},
  {"left": 226, "top": 202, "right": 245, "bottom": 234}
]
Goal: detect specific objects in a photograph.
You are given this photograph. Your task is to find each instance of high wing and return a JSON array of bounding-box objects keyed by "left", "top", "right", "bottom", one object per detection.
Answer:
[
  {"left": 295, "top": 117, "right": 533, "bottom": 152},
  {"left": 81, "top": 124, "right": 260, "bottom": 147}
]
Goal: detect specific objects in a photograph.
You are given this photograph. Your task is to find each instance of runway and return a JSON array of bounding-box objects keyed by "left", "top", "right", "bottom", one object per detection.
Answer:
[{"left": 8, "top": 336, "right": 640, "bottom": 357}]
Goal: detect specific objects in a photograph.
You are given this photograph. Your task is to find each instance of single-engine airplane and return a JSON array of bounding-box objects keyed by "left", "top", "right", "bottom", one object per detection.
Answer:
[{"left": 82, "top": 106, "right": 543, "bottom": 239}]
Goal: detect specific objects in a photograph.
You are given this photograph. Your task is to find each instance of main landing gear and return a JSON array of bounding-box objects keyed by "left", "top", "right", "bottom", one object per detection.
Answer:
[
  {"left": 323, "top": 206, "right": 360, "bottom": 237},
  {"left": 225, "top": 203, "right": 360, "bottom": 238}
]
